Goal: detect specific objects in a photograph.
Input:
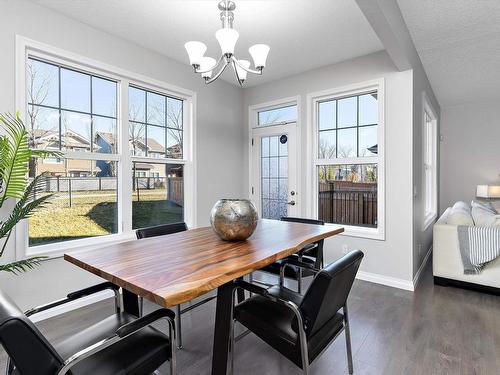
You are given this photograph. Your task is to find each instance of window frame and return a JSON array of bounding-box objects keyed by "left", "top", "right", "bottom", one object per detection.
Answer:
[
  {"left": 15, "top": 36, "right": 197, "bottom": 259},
  {"left": 306, "top": 79, "right": 385, "bottom": 240},
  {"left": 422, "top": 92, "right": 438, "bottom": 231}
]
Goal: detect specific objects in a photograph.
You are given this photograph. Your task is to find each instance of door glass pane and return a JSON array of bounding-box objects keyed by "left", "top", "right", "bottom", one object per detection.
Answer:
[{"left": 260, "top": 134, "right": 288, "bottom": 220}]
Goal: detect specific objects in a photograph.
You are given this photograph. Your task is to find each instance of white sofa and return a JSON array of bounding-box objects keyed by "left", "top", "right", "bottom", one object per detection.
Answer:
[{"left": 433, "top": 206, "right": 500, "bottom": 291}]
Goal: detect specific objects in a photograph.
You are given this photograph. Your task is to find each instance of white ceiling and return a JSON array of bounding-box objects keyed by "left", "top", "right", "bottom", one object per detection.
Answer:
[
  {"left": 398, "top": 0, "right": 500, "bottom": 107},
  {"left": 30, "top": 0, "right": 383, "bottom": 87}
]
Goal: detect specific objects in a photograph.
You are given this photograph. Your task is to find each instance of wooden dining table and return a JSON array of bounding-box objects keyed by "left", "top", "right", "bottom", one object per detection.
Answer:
[{"left": 64, "top": 219, "right": 343, "bottom": 375}]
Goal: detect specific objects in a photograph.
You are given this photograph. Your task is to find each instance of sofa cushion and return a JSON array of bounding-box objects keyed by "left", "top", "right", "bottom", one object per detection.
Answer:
[
  {"left": 471, "top": 200, "right": 498, "bottom": 214},
  {"left": 447, "top": 202, "right": 474, "bottom": 226},
  {"left": 471, "top": 206, "right": 500, "bottom": 227}
]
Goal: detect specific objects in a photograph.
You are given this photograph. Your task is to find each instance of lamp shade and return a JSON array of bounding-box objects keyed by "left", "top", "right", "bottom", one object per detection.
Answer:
[
  {"left": 184, "top": 41, "right": 207, "bottom": 66},
  {"left": 200, "top": 57, "right": 217, "bottom": 79},
  {"left": 215, "top": 28, "right": 239, "bottom": 55},
  {"left": 249, "top": 44, "right": 270, "bottom": 68},
  {"left": 476, "top": 185, "right": 500, "bottom": 198},
  {"left": 234, "top": 59, "right": 250, "bottom": 81}
]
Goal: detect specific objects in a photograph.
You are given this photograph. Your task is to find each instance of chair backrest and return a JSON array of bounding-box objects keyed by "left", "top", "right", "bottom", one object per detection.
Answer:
[
  {"left": 136, "top": 222, "right": 188, "bottom": 239},
  {"left": 299, "top": 250, "right": 364, "bottom": 337},
  {"left": 0, "top": 290, "right": 63, "bottom": 375},
  {"left": 281, "top": 217, "right": 325, "bottom": 266},
  {"left": 280, "top": 217, "right": 325, "bottom": 226}
]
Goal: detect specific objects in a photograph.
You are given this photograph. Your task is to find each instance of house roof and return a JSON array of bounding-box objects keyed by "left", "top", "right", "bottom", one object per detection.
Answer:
[{"left": 97, "top": 132, "right": 168, "bottom": 154}]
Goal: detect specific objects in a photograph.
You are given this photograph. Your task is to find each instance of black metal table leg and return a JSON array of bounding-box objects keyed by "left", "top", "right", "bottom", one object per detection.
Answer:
[
  {"left": 122, "top": 289, "right": 140, "bottom": 317},
  {"left": 211, "top": 281, "right": 236, "bottom": 375}
]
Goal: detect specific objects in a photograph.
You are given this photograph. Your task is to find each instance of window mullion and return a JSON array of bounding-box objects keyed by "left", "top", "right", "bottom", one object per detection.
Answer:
[{"left": 120, "top": 80, "right": 133, "bottom": 234}]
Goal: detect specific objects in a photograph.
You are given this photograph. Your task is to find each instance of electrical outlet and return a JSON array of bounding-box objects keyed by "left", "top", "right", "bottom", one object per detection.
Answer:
[{"left": 342, "top": 244, "right": 349, "bottom": 255}]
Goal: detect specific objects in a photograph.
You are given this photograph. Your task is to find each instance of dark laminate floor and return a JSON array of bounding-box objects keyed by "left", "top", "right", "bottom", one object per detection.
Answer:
[{"left": 2, "top": 261, "right": 500, "bottom": 374}]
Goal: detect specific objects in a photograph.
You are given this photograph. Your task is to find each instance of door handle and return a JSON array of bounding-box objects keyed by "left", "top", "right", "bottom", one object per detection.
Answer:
[{"left": 287, "top": 200, "right": 296, "bottom": 206}]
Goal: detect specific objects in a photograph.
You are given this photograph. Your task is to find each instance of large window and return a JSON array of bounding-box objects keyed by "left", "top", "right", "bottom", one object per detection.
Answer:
[
  {"left": 423, "top": 94, "right": 437, "bottom": 230},
  {"left": 27, "top": 58, "right": 119, "bottom": 246},
  {"left": 310, "top": 80, "right": 384, "bottom": 238},
  {"left": 19, "top": 41, "right": 194, "bottom": 256}
]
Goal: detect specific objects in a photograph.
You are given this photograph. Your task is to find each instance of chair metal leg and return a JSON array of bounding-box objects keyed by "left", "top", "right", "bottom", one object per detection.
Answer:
[
  {"left": 5, "top": 357, "right": 12, "bottom": 375},
  {"left": 343, "top": 305, "right": 354, "bottom": 374},
  {"left": 298, "top": 255, "right": 303, "bottom": 294},
  {"left": 176, "top": 304, "right": 183, "bottom": 349},
  {"left": 138, "top": 296, "right": 144, "bottom": 317},
  {"left": 229, "top": 318, "right": 235, "bottom": 375}
]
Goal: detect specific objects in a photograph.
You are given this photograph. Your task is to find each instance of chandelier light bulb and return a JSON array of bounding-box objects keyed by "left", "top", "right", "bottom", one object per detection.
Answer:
[
  {"left": 249, "top": 44, "right": 270, "bottom": 69},
  {"left": 234, "top": 59, "right": 250, "bottom": 81},
  {"left": 215, "top": 28, "right": 239, "bottom": 56},
  {"left": 200, "top": 57, "right": 217, "bottom": 79},
  {"left": 184, "top": 41, "right": 207, "bottom": 66},
  {"left": 184, "top": 1, "right": 269, "bottom": 84}
]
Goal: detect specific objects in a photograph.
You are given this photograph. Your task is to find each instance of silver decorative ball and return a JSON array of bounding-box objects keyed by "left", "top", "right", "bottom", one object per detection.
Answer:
[{"left": 210, "top": 199, "right": 258, "bottom": 241}]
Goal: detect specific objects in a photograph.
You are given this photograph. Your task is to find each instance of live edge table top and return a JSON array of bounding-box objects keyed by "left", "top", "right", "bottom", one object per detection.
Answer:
[{"left": 64, "top": 219, "right": 344, "bottom": 308}]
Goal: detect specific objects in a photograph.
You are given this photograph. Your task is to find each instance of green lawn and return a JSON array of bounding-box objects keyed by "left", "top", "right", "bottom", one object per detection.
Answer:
[{"left": 29, "top": 190, "right": 183, "bottom": 246}]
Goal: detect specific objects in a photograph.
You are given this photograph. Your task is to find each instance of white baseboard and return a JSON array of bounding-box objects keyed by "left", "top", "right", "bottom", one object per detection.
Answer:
[
  {"left": 413, "top": 246, "right": 433, "bottom": 290},
  {"left": 356, "top": 271, "right": 415, "bottom": 291},
  {"left": 29, "top": 292, "right": 112, "bottom": 323}
]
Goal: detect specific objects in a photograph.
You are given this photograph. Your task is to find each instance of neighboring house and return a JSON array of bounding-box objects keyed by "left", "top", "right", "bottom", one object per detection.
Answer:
[
  {"left": 31, "top": 129, "right": 101, "bottom": 177},
  {"left": 95, "top": 132, "right": 182, "bottom": 179}
]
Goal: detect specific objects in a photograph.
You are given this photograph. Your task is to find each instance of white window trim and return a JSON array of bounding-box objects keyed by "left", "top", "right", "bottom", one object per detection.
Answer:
[
  {"left": 14, "top": 35, "right": 197, "bottom": 259},
  {"left": 306, "top": 79, "right": 385, "bottom": 240},
  {"left": 422, "top": 91, "right": 438, "bottom": 231},
  {"left": 248, "top": 96, "right": 301, "bottom": 199}
]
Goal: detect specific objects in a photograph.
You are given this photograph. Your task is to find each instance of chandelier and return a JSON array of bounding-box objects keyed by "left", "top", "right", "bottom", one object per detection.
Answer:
[{"left": 184, "top": 0, "right": 270, "bottom": 85}]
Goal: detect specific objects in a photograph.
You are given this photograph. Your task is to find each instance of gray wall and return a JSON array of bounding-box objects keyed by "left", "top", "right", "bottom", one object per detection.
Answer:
[
  {"left": 243, "top": 51, "right": 415, "bottom": 283},
  {"left": 440, "top": 101, "right": 500, "bottom": 211},
  {"left": 0, "top": 0, "right": 245, "bottom": 309}
]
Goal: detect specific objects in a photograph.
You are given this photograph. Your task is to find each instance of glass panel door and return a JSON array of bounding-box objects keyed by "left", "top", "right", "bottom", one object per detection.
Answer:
[{"left": 252, "top": 124, "right": 297, "bottom": 219}]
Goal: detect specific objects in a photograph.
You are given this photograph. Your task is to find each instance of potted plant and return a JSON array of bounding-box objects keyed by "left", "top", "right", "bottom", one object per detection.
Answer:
[{"left": 0, "top": 113, "right": 59, "bottom": 273}]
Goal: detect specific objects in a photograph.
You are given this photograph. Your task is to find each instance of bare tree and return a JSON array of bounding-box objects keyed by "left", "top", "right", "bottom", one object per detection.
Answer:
[
  {"left": 128, "top": 103, "right": 145, "bottom": 156},
  {"left": 26, "top": 60, "right": 55, "bottom": 148},
  {"left": 166, "top": 100, "right": 183, "bottom": 158}
]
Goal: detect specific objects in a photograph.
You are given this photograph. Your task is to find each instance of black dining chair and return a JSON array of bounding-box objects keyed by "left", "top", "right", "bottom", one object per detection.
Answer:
[
  {"left": 136, "top": 222, "right": 216, "bottom": 349},
  {"left": 0, "top": 282, "right": 176, "bottom": 375},
  {"left": 250, "top": 217, "right": 325, "bottom": 294},
  {"left": 232, "top": 250, "right": 364, "bottom": 375}
]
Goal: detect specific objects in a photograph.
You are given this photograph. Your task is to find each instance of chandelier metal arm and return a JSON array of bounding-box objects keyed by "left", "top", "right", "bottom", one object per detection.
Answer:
[
  {"left": 194, "top": 54, "right": 225, "bottom": 74},
  {"left": 231, "top": 56, "right": 263, "bottom": 75},
  {"left": 205, "top": 59, "right": 230, "bottom": 84},
  {"left": 232, "top": 60, "right": 243, "bottom": 86}
]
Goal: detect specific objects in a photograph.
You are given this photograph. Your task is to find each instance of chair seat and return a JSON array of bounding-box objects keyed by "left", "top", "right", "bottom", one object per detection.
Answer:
[
  {"left": 260, "top": 255, "right": 317, "bottom": 280},
  {"left": 52, "top": 312, "right": 170, "bottom": 375},
  {"left": 235, "top": 286, "right": 344, "bottom": 367}
]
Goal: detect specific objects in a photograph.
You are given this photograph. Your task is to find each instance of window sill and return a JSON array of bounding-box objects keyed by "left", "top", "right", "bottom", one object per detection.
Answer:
[
  {"left": 325, "top": 223, "right": 385, "bottom": 241},
  {"left": 25, "top": 232, "right": 137, "bottom": 260},
  {"left": 422, "top": 213, "right": 437, "bottom": 231}
]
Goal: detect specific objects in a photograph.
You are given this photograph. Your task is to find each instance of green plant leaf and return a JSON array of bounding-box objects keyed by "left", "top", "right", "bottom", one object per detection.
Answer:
[
  {"left": 0, "top": 257, "right": 47, "bottom": 275},
  {"left": 0, "top": 113, "right": 30, "bottom": 206}
]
